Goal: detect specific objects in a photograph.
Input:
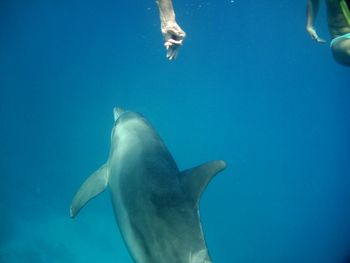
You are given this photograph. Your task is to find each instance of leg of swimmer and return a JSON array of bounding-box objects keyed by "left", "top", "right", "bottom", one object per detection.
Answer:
[{"left": 331, "top": 37, "right": 350, "bottom": 66}]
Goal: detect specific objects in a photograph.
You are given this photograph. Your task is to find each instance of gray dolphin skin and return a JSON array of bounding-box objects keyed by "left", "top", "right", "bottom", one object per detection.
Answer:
[{"left": 70, "top": 107, "right": 226, "bottom": 263}]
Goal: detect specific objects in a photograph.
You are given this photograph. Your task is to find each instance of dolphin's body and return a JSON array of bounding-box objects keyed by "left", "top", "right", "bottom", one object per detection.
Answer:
[{"left": 70, "top": 108, "right": 226, "bottom": 263}]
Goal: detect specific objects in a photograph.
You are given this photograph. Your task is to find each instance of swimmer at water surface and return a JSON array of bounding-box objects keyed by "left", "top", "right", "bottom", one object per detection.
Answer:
[{"left": 306, "top": 0, "right": 350, "bottom": 66}]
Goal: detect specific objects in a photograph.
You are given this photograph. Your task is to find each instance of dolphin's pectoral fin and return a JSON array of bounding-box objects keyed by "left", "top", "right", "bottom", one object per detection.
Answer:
[
  {"left": 70, "top": 164, "right": 109, "bottom": 218},
  {"left": 179, "top": 160, "right": 226, "bottom": 204}
]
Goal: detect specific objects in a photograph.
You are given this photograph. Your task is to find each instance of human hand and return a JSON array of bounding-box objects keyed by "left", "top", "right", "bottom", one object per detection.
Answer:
[
  {"left": 306, "top": 26, "right": 326, "bottom": 43},
  {"left": 161, "top": 21, "right": 186, "bottom": 60}
]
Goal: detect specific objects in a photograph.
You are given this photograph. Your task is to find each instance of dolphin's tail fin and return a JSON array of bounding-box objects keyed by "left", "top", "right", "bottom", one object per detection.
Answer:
[
  {"left": 70, "top": 164, "right": 109, "bottom": 218},
  {"left": 179, "top": 160, "right": 226, "bottom": 205}
]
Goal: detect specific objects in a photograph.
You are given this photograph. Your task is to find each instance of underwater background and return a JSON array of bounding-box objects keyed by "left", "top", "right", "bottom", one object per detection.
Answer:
[{"left": 1, "top": 0, "right": 350, "bottom": 262}]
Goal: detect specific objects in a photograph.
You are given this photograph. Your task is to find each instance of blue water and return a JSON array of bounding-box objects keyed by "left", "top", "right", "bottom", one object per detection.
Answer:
[{"left": 1, "top": 0, "right": 350, "bottom": 262}]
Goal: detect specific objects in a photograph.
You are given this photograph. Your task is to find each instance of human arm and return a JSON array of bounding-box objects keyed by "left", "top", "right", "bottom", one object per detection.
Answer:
[
  {"left": 156, "top": 0, "right": 186, "bottom": 60},
  {"left": 306, "top": 0, "right": 326, "bottom": 43}
]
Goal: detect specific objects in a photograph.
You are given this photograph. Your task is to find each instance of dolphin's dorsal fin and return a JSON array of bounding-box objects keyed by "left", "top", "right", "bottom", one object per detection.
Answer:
[
  {"left": 179, "top": 160, "right": 226, "bottom": 205},
  {"left": 70, "top": 164, "right": 109, "bottom": 218},
  {"left": 113, "top": 107, "right": 125, "bottom": 121}
]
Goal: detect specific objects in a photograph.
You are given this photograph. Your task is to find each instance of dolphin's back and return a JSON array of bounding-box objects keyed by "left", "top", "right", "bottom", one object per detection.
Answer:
[{"left": 70, "top": 109, "right": 226, "bottom": 263}]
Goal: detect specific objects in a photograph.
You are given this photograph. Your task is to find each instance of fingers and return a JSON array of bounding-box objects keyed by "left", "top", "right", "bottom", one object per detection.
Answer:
[
  {"left": 165, "top": 38, "right": 183, "bottom": 46},
  {"left": 166, "top": 28, "right": 186, "bottom": 39},
  {"left": 315, "top": 37, "right": 326, "bottom": 43},
  {"left": 312, "top": 34, "right": 326, "bottom": 44},
  {"left": 166, "top": 48, "right": 178, "bottom": 60},
  {"left": 164, "top": 23, "right": 186, "bottom": 38},
  {"left": 307, "top": 27, "right": 326, "bottom": 44},
  {"left": 164, "top": 35, "right": 183, "bottom": 60},
  {"left": 165, "top": 42, "right": 179, "bottom": 60}
]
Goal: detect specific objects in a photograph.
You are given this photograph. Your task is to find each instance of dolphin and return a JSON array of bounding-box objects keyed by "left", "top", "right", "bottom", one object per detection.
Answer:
[{"left": 70, "top": 107, "right": 226, "bottom": 263}]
